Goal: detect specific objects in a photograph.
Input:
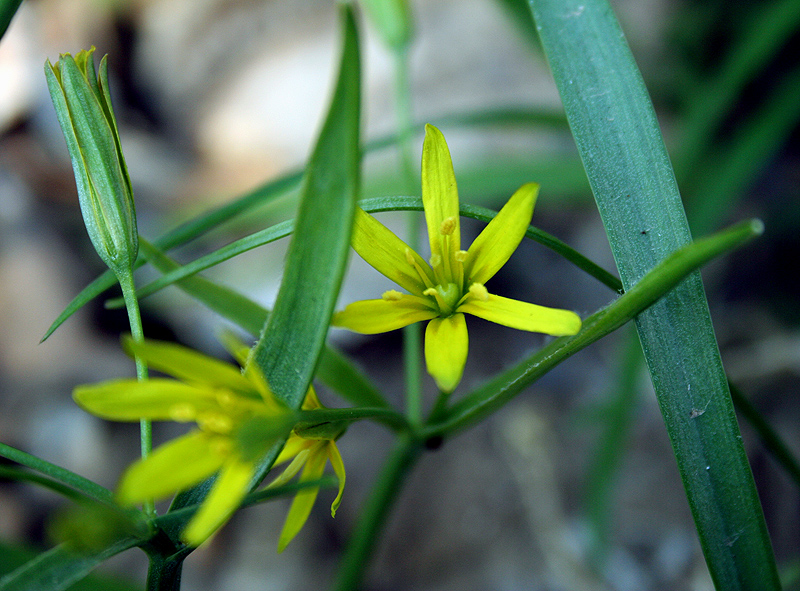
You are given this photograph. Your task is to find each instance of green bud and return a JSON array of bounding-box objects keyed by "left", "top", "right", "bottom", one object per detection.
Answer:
[
  {"left": 361, "top": 0, "right": 413, "bottom": 49},
  {"left": 45, "top": 47, "right": 138, "bottom": 276}
]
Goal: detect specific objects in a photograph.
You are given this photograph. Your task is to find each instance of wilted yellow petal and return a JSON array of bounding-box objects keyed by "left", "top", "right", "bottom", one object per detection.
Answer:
[
  {"left": 117, "top": 431, "right": 226, "bottom": 505},
  {"left": 277, "top": 446, "right": 328, "bottom": 552},
  {"left": 463, "top": 182, "right": 538, "bottom": 285},
  {"left": 459, "top": 293, "right": 581, "bottom": 335},
  {"left": 421, "top": 124, "right": 460, "bottom": 265},
  {"left": 424, "top": 313, "right": 469, "bottom": 392},
  {"left": 351, "top": 208, "right": 434, "bottom": 293},
  {"left": 181, "top": 456, "right": 254, "bottom": 546},
  {"left": 333, "top": 297, "right": 437, "bottom": 334},
  {"left": 327, "top": 442, "right": 346, "bottom": 517}
]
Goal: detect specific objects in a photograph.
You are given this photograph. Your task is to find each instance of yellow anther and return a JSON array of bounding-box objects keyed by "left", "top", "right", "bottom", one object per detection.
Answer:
[
  {"left": 169, "top": 403, "right": 196, "bottom": 422},
  {"left": 429, "top": 253, "right": 442, "bottom": 269},
  {"left": 439, "top": 216, "right": 457, "bottom": 236},
  {"left": 199, "top": 412, "right": 234, "bottom": 434},
  {"left": 455, "top": 250, "right": 468, "bottom": 263},
  {"left": 405, "top": 248, "right": 416, "bottom": 266},
  {"left": 216, "top": 390, "right": 235, "bottom": 408},
  {"left": 468, "top": 283, "right": 489, "bottom": 301},
  {"left": 210, "top": 438, "right": 233, "bottom": 456},
  {"left": 423, "top": 287, "right": 438, "bottom": 298},
  {"left": 382, "top": 290, "right": 404, "bottom": 301}
]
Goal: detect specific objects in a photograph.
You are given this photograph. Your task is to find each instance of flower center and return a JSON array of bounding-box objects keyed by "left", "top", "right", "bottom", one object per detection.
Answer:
[{"left": 422, "top": 282, "right": 462, "bottom": 316}]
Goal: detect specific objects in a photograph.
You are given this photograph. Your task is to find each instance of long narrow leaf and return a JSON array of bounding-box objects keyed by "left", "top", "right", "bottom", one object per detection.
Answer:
[
  {"left": 110, "top": 196, "right": 620, "bottom": 305},
  {"left": 41, "top": 106, "right": 571, "bottom": 342},
  {"left": 528, "top": 0, "right": 780, "bottom": 588},
  {"left": 0, "top": 538, "right": 138, "bottom": 591},
  {"left": 438, "top": 218, "right": 763, "bottom": 434},
  {"left": 139, "top": 239, "right": 389, "bottom": 409},
  {"left": 249, "top": 3, "right": 361, "bottom": 409},
  {"left": 0, "top": 442, "right": 112, "bottom": 504}
]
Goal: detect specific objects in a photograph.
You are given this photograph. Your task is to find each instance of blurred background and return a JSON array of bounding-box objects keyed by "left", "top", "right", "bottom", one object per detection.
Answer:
[{"left": 0, "top": 0, "right": 798, "bottom": 589}]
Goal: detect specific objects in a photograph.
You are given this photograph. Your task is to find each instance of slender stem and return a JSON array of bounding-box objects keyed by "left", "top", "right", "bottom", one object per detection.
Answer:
[
  {"left": 333, "top": 434, "right": 423, "bottom": 591},
  {"left": 393, "top": 44, "right": 424, "bottom": 423},
  {"left": 117, "top": 268, "right": 154, "bottom": 517},
  {"left": 142, "top": 530, "right": 188, "bottom": 591}
]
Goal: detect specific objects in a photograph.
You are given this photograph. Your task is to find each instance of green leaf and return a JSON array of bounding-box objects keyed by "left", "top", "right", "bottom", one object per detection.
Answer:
[
  {"left": 249, "top": 2, "right": 361, "bottom": 408},
  {"left": 528, "top": 0, "right": 780, "bottom": 588},
  {"left": 0, "top": 442, "right": 112, "bottom": 504},
  {"left": 139, "top": 239, "right": 389, "bottom": 409},
  {"left": 167, "top": 3, "right": 362, "bottom": 524},
  {"left": 111, "top": 196, "right": 619, "bottom": 305},
  {"left": 437, "top": 218, "right": 764, "bottom": 434},
  {"left": 0, "top": 539, "right": 138, "bottom": 591},
  {"left": 0, "top": 0, "right": 22, "bottom": 41},
  {"left": 41, "top": 105, "right": 572, "bottom": 343}
]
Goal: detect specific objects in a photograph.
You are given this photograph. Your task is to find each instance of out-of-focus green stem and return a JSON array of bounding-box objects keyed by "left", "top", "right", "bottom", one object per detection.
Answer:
[
  {"left": 117, "top": 269, "right": 154, "bottom": 517},
  {"left": 393, "top": 43, "right": 424, "bottom": 424},
  {"left": 333, "top": 434, "right": 423, "bottom": 591}
]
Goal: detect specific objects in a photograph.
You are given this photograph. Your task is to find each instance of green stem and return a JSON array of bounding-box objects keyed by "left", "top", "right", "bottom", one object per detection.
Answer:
[
  {"left": 333, "top": 434, "right": 423, "bottom": 591},
  {"left": 117, "top": 268, "right": 154, "bottom": 518},
  {"left": 142, "top": 530, "right": 188, "bottom": 591},
  {"left": 393, "top": 44, "right": 424, "bottom": 424}
]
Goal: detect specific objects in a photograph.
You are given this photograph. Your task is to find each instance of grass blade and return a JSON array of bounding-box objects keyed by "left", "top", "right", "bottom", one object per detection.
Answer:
[{"left": 528, "top": 0, "right": 780, "bottom": 588}]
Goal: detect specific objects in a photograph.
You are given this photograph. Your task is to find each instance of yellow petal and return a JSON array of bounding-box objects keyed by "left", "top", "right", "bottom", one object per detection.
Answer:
[
  {"left": 463, "top": 182, "right": 538, "bottom": 285},
  {"left": 123, "top": 337, "right": 254, "bottom": 393},
  {"left": 277, "top": 445, "right": 328, "bottom": 552},
  {"left": 333, "top": 297, "right": 437, "bottom": 334},
  {"left": 74, "top": 379, "right": 223, "bottom": 422},
  {"left": 424, "top": 313, "right": 469, "bottom": 392},
  {"left": 351, "top": 207, "right": 434, "bottom": 293},
  {"left": 116, "top": 431, "right": 226, "bottom": 505},
  {"left": 327, "top": 442, "right": 346, "bottom": 517},
  {"left": 421, "top": 124, "right": 460, "bottom": 265},
  {"left": 181, "top": 456, "right": 254, "bottom": 546},
  {"left": 459, "top": 293, "right": 581, "bottom": 335},
  {"left": 269, "top": 448, "right": 311, "bottom": 489}
]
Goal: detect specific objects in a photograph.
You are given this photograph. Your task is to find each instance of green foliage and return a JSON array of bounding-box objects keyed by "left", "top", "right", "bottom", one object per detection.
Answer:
[{"left": 2, "top": 0, "right": 794, "bottom": 589}]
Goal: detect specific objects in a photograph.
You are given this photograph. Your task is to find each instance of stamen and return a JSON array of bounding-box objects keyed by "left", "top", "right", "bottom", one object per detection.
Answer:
[
  {"left": 216, "top": 390, "right": 235, "bottom": 408},
  {"left": 199, "top": 412, "right": 234, "bottom": 434},
  {"left": 429, "top": 253, "right": 442, "bottom": 269},
  {"left": 169, "top": 403, "right": 196, "bottom": 422},
  {"left": 455, "top": 250, "right": 468, "bottom": 262},
  {"left": 382, "top": 290, "right": 404, "bottom": 301},
  {"left": 468, "top": 283, "right": 489, "bottom": 301},
  {"left": 439, "top": 216, "right": 457, "bottom": 236},
  {"left": 406, "top": 247, "right": 435, "bottom": 290}
]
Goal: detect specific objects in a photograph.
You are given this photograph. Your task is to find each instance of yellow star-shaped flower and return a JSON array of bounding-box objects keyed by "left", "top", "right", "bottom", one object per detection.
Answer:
[
  {"left": 73, "top": 337, "right": 345, "bottom": 550},
  {"left": 334, "top": 124, "right": 581, "bottom": 392}
]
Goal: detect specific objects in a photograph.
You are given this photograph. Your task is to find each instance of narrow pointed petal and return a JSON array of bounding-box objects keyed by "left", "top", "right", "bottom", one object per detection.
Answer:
[
  {"left": 424, "top": 313, "right": 469, "bottom": 392},
  {"left": 463, "top": 182, "right": 538, "bottom": 285},
  {"left": 277, "top": 447, "right": 328, "bottom": 552},
  {"left": 123, "top": 337, "right": 254, "bottom": 393},
  {"left": 327, "top": 442, "right": 346, "bottom": 517},
  {"left": 351, "top": 207, "right": 434, "bottom": 293},
  {"left": 422, "top": 124, "right": 460, "bottom": 261},
  {"left": 333, "top": 297, "right": 437, "bottom": 334},
  {"left": 269, "top": 448, "right": 311, "bottom": 489},
  {"left": 460, "top": 293, "right": 581, "bottom": 335},
  {"left": 116, "top": 431, "right": 226, "bottom": 504},
  {"left": 181, "top": 457, "right": 254, "bottom": 546},
  {"left": 74, "top": 379, "right": 223, "bottom": 422}
]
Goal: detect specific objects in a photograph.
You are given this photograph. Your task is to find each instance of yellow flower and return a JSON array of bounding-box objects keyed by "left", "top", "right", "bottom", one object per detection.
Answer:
[
  {"left": 334, "top": 124, "right": 581, "bottom": 392},
  {"left": 72, "top": 337, "right": 335, "bottom": 548},
  {"left": 267, "top": 388, "right": 346, "bottom": 552}
]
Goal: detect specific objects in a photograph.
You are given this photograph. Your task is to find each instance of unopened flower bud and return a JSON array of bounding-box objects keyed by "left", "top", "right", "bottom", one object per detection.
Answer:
[{"left": 45, "top": 47, "right": 138, "bottom": 276}]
